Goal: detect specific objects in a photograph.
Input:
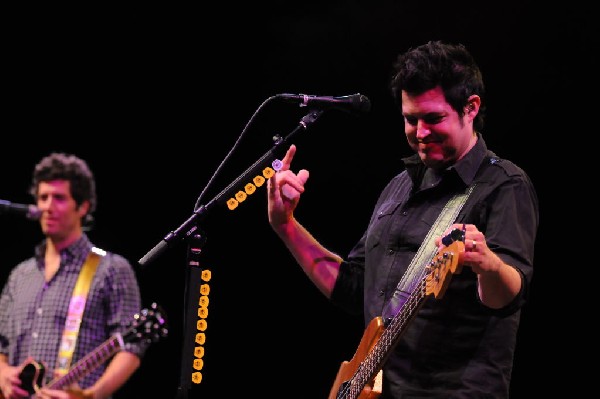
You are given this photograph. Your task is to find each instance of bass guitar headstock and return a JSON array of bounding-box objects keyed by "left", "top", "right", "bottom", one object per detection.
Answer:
[{"left": 425, "top": 228, "right": 465, "bottom": 299}]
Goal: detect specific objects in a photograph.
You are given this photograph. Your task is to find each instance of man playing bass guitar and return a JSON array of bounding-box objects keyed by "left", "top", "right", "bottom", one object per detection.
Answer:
[{"left": 266, "top": 41, "right": 539, "bottom": 398}]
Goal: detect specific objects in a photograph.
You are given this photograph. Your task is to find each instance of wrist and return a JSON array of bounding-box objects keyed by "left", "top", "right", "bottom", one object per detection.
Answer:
[{"left": 272, "top": 216, "right": 297, "bottom": 237}]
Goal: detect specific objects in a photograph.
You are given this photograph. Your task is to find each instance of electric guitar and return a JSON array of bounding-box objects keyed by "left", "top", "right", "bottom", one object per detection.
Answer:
[
  {"left": 5, "top": 302, "right": 168, "bottom": 398},
  {"left": 328, "top": 232, "right": 465, "bottom": 399}
]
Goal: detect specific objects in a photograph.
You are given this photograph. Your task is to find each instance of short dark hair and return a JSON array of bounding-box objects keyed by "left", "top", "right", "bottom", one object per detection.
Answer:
[
  {"left": 390, "top": 40, "right": 486, "bottom": 131},
  {"left": 29, "top": 152, "right": 97, "bottom": 228}
]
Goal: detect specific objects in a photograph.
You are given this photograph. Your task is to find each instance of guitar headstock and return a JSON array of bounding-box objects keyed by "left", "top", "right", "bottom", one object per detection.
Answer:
[
  {"left": 425, "top": 228, "right": 465, "bottom": 299},
  {"left": 124, "top": 302, "right": 169, "bottom": 344}
]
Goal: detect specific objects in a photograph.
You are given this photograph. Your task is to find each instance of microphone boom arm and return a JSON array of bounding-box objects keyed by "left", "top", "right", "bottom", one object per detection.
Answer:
[{"left": 138, "top": 109, "right": 324, "bottom": 268}]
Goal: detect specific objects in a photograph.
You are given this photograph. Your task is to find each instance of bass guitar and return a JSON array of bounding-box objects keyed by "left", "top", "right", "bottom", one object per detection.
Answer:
[
  {"left": 328, "top": 232, "right": 465, "bottom": 399},
  {"left": 5, "top": 302, "right": 168, "bottom": 398}
]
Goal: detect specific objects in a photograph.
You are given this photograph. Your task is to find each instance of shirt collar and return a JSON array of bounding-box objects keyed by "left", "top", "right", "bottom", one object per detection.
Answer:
[
  {"left": 402, "top": 133, "right": 488, "bottom": 187},
  {"left": 34, "top": 233, "right": 94, "bottom": 269}
]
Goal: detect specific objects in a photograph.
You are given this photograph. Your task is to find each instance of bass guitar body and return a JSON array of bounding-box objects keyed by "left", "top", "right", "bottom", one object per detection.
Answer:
[{"left": 328, "top": 317, "right": 384, "bottom": 399}]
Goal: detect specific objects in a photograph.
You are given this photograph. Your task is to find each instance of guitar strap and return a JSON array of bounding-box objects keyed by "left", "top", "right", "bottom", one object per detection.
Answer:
[
  {"left": 54, "top": 246, "right": 106, "bottom": 377},
  {"left": 381, "top": 184, "right": 476, "bottom": 323}
]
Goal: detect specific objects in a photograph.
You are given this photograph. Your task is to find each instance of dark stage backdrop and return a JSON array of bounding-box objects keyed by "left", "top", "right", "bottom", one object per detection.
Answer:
[{"left": 1, "top": 2, "right": 593, "bottom": 398}]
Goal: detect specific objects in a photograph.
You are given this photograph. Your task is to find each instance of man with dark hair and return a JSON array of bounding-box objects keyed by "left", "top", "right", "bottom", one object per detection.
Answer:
[
  {"left": 267, "top": 41, "right": 539, "bottom": 397},
  {"left": 0, "top": 153, "right": 146, "bottom": 399}
]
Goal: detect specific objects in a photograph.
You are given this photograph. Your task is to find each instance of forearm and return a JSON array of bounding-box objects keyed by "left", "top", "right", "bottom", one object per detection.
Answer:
[
  {"left": 274, "top": 217, "right": 342, "bottom": 298},
  {"left": 83, "top": 351, "right": 140, "bottom": 399},
  {"left": 477, "top": 254, "right": 522, "bottom": 309}
]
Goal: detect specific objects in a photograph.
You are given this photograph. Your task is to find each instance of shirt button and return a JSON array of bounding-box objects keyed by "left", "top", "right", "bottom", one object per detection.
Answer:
[
  {"left": 37, "top": 308, "right": 43, "bottom": 316},
  {"left": 32, "top": 332, "right": 38, "bottom": 339},
  {"left": 379, "top": 290, "right": 385, "bottom": 296},
  {"left": 388, "top": 249, "right": 394, "bottom": 255},
  {"left": 402, "top": 211, "right": 408, "bottom": 216}
]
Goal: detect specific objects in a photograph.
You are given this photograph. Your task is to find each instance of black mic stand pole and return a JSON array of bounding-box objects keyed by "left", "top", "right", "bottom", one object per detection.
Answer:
[
  {"left": 176, "top": 231, "right": 207, "bottom": 399},
  {"left": 138, "top": 109, "right": 324, "bottom": 399}
]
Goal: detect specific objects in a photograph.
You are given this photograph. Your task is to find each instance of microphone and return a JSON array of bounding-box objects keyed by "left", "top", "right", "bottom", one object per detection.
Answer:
[
  {"left": 276, "top": 93, "right": 371, "bottom": 113},
  {"left": 0, "top": 199, "right": 42, "bottom": 220}
]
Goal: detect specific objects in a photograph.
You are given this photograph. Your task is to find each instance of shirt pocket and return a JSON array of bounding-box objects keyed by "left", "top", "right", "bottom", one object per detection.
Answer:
[{"left": 366, "top": 200, "right": 403, "bottom": 251}]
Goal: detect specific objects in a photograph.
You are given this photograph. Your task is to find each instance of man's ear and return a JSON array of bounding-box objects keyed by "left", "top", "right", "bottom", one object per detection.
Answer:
[
  {"left": 78, "top": 200, "right": 90, "bottom": 219},
  {"left": 465, "top": 95, "right": 481, "bottom": 114}
]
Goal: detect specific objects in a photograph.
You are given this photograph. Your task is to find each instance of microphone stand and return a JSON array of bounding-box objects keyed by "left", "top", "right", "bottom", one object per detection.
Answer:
[{"left": 138, "top": 109, "right": 324, "bottom": 399}]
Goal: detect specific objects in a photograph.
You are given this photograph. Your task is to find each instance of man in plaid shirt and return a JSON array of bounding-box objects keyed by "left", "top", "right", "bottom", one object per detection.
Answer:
[{"left": 0, "top": 153, "right": 147, "bottom": 399}]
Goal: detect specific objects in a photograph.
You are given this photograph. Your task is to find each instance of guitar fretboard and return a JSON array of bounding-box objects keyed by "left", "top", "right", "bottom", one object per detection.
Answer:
[
  {"left": 48, "top": 333, "right": 125, "bottom": 390},
  {"left": 347, "top": 280, "right": 427, "bottom": 398}
]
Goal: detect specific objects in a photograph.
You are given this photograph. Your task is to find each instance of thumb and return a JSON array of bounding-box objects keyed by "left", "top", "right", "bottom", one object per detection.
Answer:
[{"left": 297, "top": 169, "right": 309, "bottom": 184}]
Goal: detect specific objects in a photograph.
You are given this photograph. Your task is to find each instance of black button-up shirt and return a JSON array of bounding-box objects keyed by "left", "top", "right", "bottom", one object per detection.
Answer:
[{"left": 331, "top": 135, "right": 539, "bottom": 398}]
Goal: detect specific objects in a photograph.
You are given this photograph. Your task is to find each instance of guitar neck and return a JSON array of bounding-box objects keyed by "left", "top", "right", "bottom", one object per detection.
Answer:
[
  {"left": 331, "top": 239, "right": 464, "bottom": 399},
  {"left": 46, "top": 333, "right": 125, "bottom": 390},
  {"left": 349, "top": 281, "right": 428, "bottom": 398}
]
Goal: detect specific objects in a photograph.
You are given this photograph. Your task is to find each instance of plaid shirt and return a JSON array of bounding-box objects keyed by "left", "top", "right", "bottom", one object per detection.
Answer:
[{"left": 0, "top": 234, "right": 146, "bottom": 389}]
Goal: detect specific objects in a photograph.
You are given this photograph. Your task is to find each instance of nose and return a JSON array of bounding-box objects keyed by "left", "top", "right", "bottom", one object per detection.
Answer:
[{"left": 416, "top": 121, "right": 430, "bottom": 140}]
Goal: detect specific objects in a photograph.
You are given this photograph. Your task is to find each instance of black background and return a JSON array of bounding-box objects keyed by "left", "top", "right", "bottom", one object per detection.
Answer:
[{"left": 1, "top": 2, "right": 594, "bottom": 398}]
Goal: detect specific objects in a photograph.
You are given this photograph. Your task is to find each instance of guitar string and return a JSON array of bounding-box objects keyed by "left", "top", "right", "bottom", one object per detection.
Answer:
[
  {"left": 49, "top": 336, "right": 123, "bottom": 389},
  {"left": 335, "top": 277, "right": 427, "bottom": 399},
  {"left": 47, "top": 308, "right": 164, "bottom": 389},
  {"left": 337, "top": 247, "right": 458, "bottom": 399}
]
